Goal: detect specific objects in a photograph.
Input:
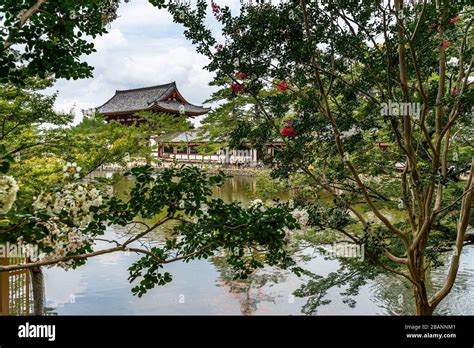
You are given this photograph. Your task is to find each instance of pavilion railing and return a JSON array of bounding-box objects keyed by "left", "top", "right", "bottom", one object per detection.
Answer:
[{"left": 0, "top": 257, "right": 33, "bottom": 316}]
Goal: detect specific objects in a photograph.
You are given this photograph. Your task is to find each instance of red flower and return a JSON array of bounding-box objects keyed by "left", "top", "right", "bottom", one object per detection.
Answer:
[
  {"left": 211, "top": 1, "right": 221, "bottom": 15},
  {"left": 450, "top": 16, "right": 460, "bottom": 23},
  {"left": 442, "top": 40, "right": 449, "bottom": 49},
  {"left": 235, "top": 72, "right": 247, "bottom": 80},
  {"left": 277, "top": 81, "right": 287, "bottom": 92},
  {"left": 215, "top": 44, "right": 224, "bottom": 51},
  {"left": 452, "top": 87, "right": 457, "bottom": 97},
  {"left": 281, "top": 127, "right": 297, "bottom": 138},
  {"left": 230, "top": 82, "right": 245, "bottom": 94}
]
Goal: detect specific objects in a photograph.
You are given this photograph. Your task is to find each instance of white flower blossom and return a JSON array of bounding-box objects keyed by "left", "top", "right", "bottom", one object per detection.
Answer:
[
  {"left": 33, "top": 182, "right": 110, "bottom": 228},
  {"left": 0, "top": 175, "right": 19, "bottom": 214},
  {"left": 249, "top": 198, "right": 263, "bottom": 207},
  {"left": 291, "top": 208, "right": 309, "bottom": 227},
  {"left": 447, "top": 57, "right": 459, "bottom": 67},
  {"left": 63, "top": 162, "right": 82, "bottom": 179},
  {"left": 288, "top": 199, "right": 295, "bottom": 209},
  {"left": 200, "top": 203, "right": 209, "bottom": 215},
  {"left": 37, "top": 218, "right": 92, "bottom": 269},
  {"left": 265, "top": 200, "right": 277, "bottom": 208}
]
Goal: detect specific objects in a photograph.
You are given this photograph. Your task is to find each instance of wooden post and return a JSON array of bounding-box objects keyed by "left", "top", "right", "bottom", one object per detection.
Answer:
[
  {"left": 0, "top": 257, "right": 9, "bottom": 315},
  {"left": 25, "top": 265, "right": 30, "bottom": 315}
]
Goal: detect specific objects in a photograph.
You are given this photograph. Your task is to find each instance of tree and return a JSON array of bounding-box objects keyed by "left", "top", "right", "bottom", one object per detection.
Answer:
[
  {"left": 164, "top": 0, "right": 473, "bottom": 315},
  {"left": 0, "top": 78, "right": 72, "bottom": 173},
  {"left": 200, "top": 83, "right": 281, "bottom": 155},
  {"left": 0, "top": 0, "right": 144, "bottom": 84}
]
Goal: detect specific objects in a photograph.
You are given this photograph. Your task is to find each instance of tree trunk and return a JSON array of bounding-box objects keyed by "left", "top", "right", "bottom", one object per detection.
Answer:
[
  {"left": 414, "top": 285, "right": 434, "bottom": 316},
  {"left": 30, "top": 266, "right": 44, "bottom": 316}
]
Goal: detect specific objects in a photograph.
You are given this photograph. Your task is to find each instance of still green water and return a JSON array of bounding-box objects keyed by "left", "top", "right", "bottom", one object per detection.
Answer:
[{"left": 44, "top": 175, "right": 474, "bottom": 315}]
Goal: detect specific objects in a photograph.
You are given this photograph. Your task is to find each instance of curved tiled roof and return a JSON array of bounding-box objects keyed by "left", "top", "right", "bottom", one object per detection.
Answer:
[
  {"left": 96, "top": 82, "right": 210, "bottom": 116},
  {"left": 154, "top": 100, "right": 211, "bottom": 115}
]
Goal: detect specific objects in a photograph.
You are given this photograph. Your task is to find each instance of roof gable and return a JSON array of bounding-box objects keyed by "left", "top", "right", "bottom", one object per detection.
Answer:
[{"left": 95, "top": 82, "right": 211, "bottom": 116}]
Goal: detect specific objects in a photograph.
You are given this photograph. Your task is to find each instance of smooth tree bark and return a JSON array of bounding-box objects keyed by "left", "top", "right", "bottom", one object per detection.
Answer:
[{"left": 30, "top": 266, "right": 44, "bottom": 316}]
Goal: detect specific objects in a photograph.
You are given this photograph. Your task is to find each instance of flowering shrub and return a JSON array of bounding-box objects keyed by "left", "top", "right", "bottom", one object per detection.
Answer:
[
  {"left": 277, "top": 81, "right": 288, "bottom": 92},
  {"left": 25, "top": 181, "right": 112, "bottom": 268},
  {"left": 33, "top": 182, "right": 111, "bottom": 228},
  {"left": 281, "top": 126, "right": 297, "bottom": 138},
  {"left": 249, "top": 198, "right": 263, "bottom": 208},
  {"left": 36, "top": 218, "right": 92, "bottom": 269},
  {"left": 230, "top": 82, "right": 246, "bottom": 94},
  {"left": 291, "top": 209, "right": 309, "bottom": 227},
  {"left": 63, "top": 162, "right": 82, "bottom": 179},
  {"left": 211, "top": 1, "right": 221, "bottom": 16},
  {"left": 0, "top": 175, "right": 19, "bottom": 214}
]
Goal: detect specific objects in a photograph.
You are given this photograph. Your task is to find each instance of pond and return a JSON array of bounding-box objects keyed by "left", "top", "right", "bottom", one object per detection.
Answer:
[{"left": 44, "top": 175, "right": 474, "bottom": 315}]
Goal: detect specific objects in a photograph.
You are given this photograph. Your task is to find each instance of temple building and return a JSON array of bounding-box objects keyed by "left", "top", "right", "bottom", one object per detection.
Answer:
[
  {"left": 94, "top": 82, "right": 281, "bottom": 167},
  {"left": 156, "top": 130, "right": 284, "bottom": 166},
  {"left": 95, "top": 82, "right": 210, "bottom": 124}
]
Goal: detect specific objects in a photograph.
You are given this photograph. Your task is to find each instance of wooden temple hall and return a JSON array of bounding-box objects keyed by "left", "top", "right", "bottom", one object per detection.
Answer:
[
  {"left": 95, "top": 82, "right": 282, "bottom": 166},
  {"left": 96, "top": 82, "right": 210, "bottom": 123}
]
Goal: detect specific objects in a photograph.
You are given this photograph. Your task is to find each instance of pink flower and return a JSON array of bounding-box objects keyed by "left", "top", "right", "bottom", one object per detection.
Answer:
[
  {"left": 277, "top": 81, "right": 287, "bottom": 92},
  {"left": 452, "top": 88, "right": 457, "bottom": 97},
  {"left": 281, "top": 127, "right": 296, "bottom": 138},
  {"left": 450, "top": 16, "right": 460, "bottom": 23},
  {"left": 230, "top": 82, "right": 245, "bottom": 94},
  {"left": 235, "top": 72, "right": 247, "bottom": 80},
  {"left": 442, "top": 40, "right": 449, "bottom": 49},
  {"left": 431, "top": 22, "right": 437, "bottom": 29},
  {"left": 211, "top": 1, "right": 221, "bottom": 15},
  {"left": 215, "top": 44, "right": 224, "bottom": 51}
]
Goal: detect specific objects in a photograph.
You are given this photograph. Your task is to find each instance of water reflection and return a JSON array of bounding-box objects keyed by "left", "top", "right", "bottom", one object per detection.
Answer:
[
  {"left": 44, "top": 175, "right": 474, "bottom": 315},
  {"left": 371, "top": 248, "right": 474, "bottom": 315}
]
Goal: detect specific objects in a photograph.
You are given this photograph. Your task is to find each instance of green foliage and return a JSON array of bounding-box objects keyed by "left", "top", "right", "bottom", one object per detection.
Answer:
[
  {"left": 0, "top": 0, "right": 134, "bottom": 84},
  {"left": 254, "top": 170, "right": 288, "bottom": 199},
  {"left": 135, "top": 111, "right": 193, "bottom": 136},
  {"left": 60, "top": 113, "right": 155, "bottom": 174}
]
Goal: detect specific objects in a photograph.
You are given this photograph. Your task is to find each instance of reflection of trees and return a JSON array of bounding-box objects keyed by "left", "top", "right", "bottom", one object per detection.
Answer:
[
  {"left": 371, "top": 273, "right": 415, "bottom": 315},
  {"left": 211, "top": 255, "right": 288, "bottom": 315},
  {"left": 213, "top": 177, "right": 257, "bottom": 203}
]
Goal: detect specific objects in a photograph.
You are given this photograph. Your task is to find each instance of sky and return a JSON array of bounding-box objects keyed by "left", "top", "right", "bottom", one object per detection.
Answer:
[{"left": 46, "top": 0, "right": 248, "bottom": 125}]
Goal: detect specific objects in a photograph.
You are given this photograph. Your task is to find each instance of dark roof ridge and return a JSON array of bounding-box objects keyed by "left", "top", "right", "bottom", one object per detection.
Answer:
[{"left": 116, "top": 82, "right": 176, "bottom": 94}]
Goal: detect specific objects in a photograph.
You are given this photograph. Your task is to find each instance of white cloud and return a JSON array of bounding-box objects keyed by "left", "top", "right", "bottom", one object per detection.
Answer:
[{"left": 93, "top": 29, "right": 128, "bottom": 52}]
